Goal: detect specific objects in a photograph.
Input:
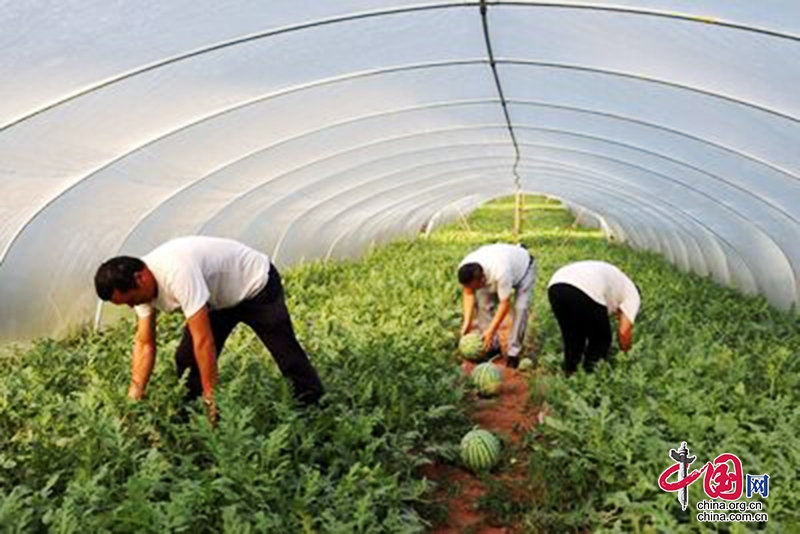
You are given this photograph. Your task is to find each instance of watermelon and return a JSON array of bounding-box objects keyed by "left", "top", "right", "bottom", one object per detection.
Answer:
[
  {"left": 471, "top": 362, "right": 502, "bottom": 396},
  {"left": 459, "top": 332, "right": 483, "bottom": 360},
  {"left": 518, "top": 357, "right": 534, "bottom": 371},
  {"left": 460, "top": 428, "right": 501, "bottom": 472}
]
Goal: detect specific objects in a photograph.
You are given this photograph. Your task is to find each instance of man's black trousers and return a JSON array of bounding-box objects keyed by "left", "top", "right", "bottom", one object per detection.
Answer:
[
  {"left": 548, "top": 283, "right": 611, "bottom": 374},
  {"left": 175, "top": 264, "right": 324, "bottom": 405}
]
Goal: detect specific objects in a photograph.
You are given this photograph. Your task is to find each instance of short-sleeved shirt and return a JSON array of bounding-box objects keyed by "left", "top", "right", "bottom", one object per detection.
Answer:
[
  {"left": 134, "top": 236, "right": 271, "bottom": 319},
  {"left": 548, "top": 260, "right": 641, "bottom": 322},
  {"left": 459, "top": 243, "right": 532, "bottom": 300}
]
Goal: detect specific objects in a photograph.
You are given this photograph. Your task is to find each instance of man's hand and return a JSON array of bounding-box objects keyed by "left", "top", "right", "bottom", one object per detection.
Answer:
[
  {"left": 203, "top": 395, "right": 219, "bottom": 427},
  {"left": 127, "top": 381, "right": 145, "bottom": 401},
  {"left": 482, "top": 328, "right": 495, "bottom": 352},
  {"left": 618, "top": 313, "right": 634, "bottom": 352},
  {"left": 460, "top": 322, "right": 473, "bottom": 337}
]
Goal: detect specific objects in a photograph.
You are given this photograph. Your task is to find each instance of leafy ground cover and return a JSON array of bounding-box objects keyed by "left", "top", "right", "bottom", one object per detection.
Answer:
[
  {"left": 511, "top": 201, "right": 800, "bottom": 533},
  {"left": 1, "top": 196, "right": 798, "bottom": 533},
  {"left": 0, "top": 231, "right": 482, "bottom": 532},
  {"left": 415, "top": 197, "right": 799, "bottom": 533}
]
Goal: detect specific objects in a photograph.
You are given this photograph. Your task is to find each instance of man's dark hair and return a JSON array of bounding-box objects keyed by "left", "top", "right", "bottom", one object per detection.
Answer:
[
  {"left": 458, "top": 263, "right": 483, "bottom": 286},
  {"left": 94, "top": 256, "right": 146, "bottom": 300}
]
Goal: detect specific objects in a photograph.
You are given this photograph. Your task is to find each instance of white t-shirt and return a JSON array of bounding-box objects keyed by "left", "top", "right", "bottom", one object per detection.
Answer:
[
  {"left": 134, "top": 236, "right": 271, "bottom": 319},
  {"left": 459, "top": 243, "right": 532, "bottom": 300},
  {"left": 548, "top": 260, "right": 641, "bottom": 322}
]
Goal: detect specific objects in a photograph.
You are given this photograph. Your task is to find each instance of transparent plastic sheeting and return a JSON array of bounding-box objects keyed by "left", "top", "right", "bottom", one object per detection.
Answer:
[{"left": 0, "top": 1, "right": 798, "bottom": 340}]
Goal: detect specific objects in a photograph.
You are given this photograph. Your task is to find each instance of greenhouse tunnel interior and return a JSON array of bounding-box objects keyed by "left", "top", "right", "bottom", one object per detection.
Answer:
[{"left": 1, "top": 0, "right": 799, "bottom": 342}]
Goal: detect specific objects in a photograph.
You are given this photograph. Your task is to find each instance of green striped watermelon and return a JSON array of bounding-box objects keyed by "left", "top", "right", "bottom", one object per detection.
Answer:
[
  {"left": 518, "top": 357, "right": 534, "bottom": 371},
  {"left": 459, "top": 332, "right": 483, "bottom": 360},
  {"left": 460, "top": 428, "right": 501, "bottom": 472},
  {"left": 471, "top": 362, "right": 502, "bottom": 396}
]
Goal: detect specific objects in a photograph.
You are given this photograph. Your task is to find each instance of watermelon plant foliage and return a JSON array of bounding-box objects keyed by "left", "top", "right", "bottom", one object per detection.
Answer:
[
  {"left": 0, "top": 232, "right": 484, "bottom": 532},
  {"left": 517, "top": 201, "right": 800, "bottom": 532},
  {"left": 1, "top": 195, "right": 797, "bottom": 533}
]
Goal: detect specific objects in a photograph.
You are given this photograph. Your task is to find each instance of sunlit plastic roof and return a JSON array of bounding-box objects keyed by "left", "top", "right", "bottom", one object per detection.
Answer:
[{"left": 1, "top": 1, "right": 798, "bottom": 340}]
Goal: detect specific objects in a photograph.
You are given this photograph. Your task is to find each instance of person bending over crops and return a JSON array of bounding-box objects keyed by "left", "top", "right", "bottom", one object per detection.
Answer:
[
  {"left": 94, "top": 236, "right": 324, "bottom": 423},
  {"left": 458, "top": 243, "right": 537, "bottom": 369},
  {"left": 547, "top": 260, "right": 641, "bottom": 375}
]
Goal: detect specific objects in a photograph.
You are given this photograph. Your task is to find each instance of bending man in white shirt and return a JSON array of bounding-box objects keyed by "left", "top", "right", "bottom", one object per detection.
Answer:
[
  {"left": 94, "top": 236, "right": 324, "bottom": 422},
  {"left": 547, "top": 260, "right": 641, "bottom": 375},
  {"left": 458, "top": 243, "right": 537, "bottom": 368}
]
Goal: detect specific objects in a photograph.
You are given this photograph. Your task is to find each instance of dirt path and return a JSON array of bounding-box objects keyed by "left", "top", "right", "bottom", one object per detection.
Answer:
[{"left": 424, "top": 324, "right": 544, "bottom": 533}]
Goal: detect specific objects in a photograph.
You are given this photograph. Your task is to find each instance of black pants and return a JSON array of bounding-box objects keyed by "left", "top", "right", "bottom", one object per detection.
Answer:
[
  {"left": 175, "top": 264, "right": 324, "bottom": 405},
  {"left": 548, "top": 283, "right": 611, "bottom": 374}
]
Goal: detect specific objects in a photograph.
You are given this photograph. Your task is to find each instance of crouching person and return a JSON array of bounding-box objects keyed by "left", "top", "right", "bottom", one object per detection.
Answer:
[
  {"left": 458, "top": 243, "right": 537, "bottom": 368},
  {"left": 94, "top": 236, "right": 324, "bottom": 423}
]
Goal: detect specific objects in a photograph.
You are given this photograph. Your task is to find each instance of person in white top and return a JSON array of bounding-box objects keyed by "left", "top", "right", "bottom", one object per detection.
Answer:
[
  {"left": 458, "top": 243, "right": 537, "bottom": 368},
  {"left": 547, "top": 260, "right": 641, "bottom": 375},
  {"left": 94, "top": 236, "right": 324, "bottom": 423}
]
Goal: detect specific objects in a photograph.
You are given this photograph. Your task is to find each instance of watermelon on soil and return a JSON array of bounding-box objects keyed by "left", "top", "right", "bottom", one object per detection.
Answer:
[
  {"left": 458, "top": 332, "right": 483, "bottom": 360},
  {"left": 471, "top": 362, "right": 502, "bottom": 396},
  {"left": 518, "top": 357, "right": 534, "bottom": 371},
  {"left": 460, "top": 428, "right": 501, "bottom": 472}
]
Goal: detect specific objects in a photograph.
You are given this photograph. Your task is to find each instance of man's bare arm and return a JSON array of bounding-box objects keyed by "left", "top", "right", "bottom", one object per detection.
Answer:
[
  {"left": 185, "top": 306, "right": 219, "bottom": 401},
  {"left": 483, "top": 298, "right": 511, "bottom": 350},
  {"left": 129, "top": 313, "right": 157, "bottom": 400},
  {"left": 461, "top": 287, "right": 476, "bottom": 336}
]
